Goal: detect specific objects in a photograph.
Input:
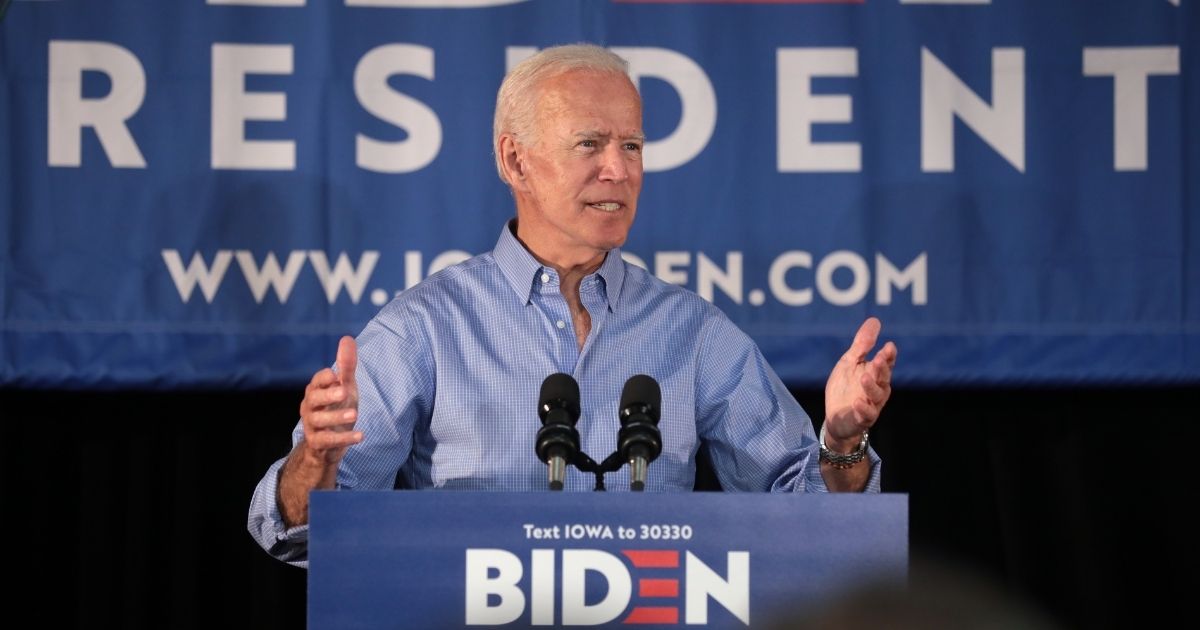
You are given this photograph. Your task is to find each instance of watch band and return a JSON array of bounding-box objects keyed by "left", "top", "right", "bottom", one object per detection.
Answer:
[{"left": 819, "top": 424, "right": 868, "bottom": 469}]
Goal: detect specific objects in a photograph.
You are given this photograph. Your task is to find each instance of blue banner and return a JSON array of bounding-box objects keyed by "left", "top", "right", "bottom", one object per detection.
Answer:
[{"left": 2, "top": 0, "right": 1197, "bottom": 387}]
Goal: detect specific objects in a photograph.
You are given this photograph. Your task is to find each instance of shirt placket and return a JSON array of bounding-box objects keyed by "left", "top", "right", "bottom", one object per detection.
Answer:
[
  {"left": 576, "top": 275, "right": 608, "bottom": 365},
  {"left": 533, "top": 268, "right": 578, "bottom": 371}
]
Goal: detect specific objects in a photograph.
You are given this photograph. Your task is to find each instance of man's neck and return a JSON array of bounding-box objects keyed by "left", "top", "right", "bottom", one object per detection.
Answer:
[
  {"left": 511, "top": 220, "right": 607, "bottom": 284},
  {"left": 511, "top": 218, "right": 604, "bottom": 350}
]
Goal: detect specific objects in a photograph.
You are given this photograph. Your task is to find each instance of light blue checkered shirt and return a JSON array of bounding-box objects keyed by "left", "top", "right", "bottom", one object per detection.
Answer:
[{"left": 249, "top": 222, "right": 880, "bottom": 565}]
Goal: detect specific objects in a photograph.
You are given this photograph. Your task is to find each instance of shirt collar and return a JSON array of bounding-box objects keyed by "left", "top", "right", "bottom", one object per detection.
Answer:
[
  {"left": 594, "top": 240, "right": 626, "bottom": 313},
  {"left": 492, "top": 220, "right": 626, "bottom": 312}
]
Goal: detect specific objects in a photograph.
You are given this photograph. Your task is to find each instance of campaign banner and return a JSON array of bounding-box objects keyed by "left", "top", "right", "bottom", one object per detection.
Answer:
[
  {"left": 308, "top": 491, "right": 908, "bottom": 628},
  {"left": 1, "top": 0, "right": 1197, "bottom": 388}
]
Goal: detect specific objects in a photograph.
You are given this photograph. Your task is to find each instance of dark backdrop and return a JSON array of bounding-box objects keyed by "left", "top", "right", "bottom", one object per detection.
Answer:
[{"left": 3, "top": 385, "right": 1194, "bottom": 628}]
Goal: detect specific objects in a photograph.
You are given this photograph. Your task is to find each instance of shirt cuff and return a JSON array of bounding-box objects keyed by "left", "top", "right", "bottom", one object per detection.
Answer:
[{"left": 804, "top": 446, "right": 882, "bottom": 493}]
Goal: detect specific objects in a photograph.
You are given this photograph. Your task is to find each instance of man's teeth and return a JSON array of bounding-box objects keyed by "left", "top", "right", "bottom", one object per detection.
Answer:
[{"left": 589, "top": 202, "right": 621, "bottom": 211}]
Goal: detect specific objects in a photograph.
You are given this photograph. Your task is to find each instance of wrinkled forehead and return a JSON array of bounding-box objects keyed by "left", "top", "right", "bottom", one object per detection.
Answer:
[{"left": 532, "top": 69, "right": 643, "bottom": 126}]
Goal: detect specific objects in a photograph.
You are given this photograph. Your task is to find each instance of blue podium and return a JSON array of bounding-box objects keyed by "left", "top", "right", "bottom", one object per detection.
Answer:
[{"left": 309, "top": 491, "right": 907, "bottom": 629}]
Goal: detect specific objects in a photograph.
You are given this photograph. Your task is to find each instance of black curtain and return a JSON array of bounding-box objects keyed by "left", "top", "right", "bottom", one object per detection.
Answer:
[{"left": 3, "top": 385, "right": 1194, "bottom": 628}]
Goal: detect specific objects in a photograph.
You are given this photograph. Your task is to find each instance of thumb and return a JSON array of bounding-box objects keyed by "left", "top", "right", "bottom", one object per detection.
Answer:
[
  {"left": 335, "top": 335, "right": 358, "bottom": 387},
  {"left": 844, "top": 317, "right": 881, "bottom": 362}
]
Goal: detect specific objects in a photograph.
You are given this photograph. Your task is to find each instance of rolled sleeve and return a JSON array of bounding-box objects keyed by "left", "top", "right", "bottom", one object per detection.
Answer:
[{"left": 247, "top": 453, "right": 312, "bottom": 568}]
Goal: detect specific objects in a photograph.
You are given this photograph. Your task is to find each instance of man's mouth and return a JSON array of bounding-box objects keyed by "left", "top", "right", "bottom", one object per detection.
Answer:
[{"left": 587, "top": 202, "right": 623, "bottom": 212}]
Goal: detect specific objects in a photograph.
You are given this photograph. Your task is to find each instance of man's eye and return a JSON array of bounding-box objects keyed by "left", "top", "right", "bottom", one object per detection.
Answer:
[
  {"left": 624, "top": 143, "right": 642, "bottom": 152},
  {"left": 579, "top": 140, "right": 597, "bottom": 148}
]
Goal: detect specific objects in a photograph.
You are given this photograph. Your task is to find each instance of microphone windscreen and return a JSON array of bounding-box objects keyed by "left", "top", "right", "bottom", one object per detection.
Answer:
[
  {"left": 539, "top": 372, "right": 580, "bottom": 416},
  {"left": 620, "top": 374, "right": 661, "bottom": 421}
]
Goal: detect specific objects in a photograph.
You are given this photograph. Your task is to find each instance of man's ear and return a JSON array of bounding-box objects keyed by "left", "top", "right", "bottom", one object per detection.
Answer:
[{"left": 499, "top": 135, "right": 528, "bottom": 189}]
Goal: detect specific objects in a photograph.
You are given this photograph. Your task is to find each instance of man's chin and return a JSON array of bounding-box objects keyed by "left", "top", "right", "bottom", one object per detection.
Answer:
[
  {"left": 594, "top": 218, "right": 634, "bottom": 248},
  {"left": 594, "top": 231, "right": 630, "bottom": 252}
]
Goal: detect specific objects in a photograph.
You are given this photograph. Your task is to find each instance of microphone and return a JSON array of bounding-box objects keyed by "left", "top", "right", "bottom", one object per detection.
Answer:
[
  {"left": 536, "top": 373, "right": 581, "bottom": 491},
  {"left": 618, "top": 375, "right": 662, "bottom": 492}
]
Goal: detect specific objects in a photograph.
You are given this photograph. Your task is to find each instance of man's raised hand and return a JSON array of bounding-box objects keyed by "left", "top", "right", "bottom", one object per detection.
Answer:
[
  {"left": 299, "top": 335, "right": 363, "bottom": 465},
  {"left": 823, "top": 317, "right": 897, "bottom": 448}
]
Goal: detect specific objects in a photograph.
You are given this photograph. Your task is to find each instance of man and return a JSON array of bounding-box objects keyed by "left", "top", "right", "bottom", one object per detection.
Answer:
[{"left": 249, "top": 44, "right": 896, "bottom": 566}]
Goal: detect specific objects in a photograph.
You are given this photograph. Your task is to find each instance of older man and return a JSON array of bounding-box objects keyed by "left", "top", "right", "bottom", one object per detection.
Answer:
[{"left": 249, "top": 44, "right": 896, "bottom": 566}]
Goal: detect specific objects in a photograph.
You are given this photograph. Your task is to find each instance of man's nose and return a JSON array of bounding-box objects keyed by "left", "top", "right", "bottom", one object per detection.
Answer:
[{"left": 597, "top": 145, "right": 629, "bottom": 183}]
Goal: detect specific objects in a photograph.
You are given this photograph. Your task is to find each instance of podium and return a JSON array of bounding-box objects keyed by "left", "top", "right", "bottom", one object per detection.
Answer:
[{"left": 309, "top": 491, "right": 907, "bottom": 629}]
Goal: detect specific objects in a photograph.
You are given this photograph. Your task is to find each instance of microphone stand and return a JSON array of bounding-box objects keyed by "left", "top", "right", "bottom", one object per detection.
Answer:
[{"left": 572, "top": 450, "right": 626, "bottom": 492}]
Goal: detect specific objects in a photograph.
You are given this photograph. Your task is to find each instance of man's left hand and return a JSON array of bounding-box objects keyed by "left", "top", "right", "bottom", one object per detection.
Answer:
[{"left": 823, "top": 317, "right": 897, "bottom": 450}]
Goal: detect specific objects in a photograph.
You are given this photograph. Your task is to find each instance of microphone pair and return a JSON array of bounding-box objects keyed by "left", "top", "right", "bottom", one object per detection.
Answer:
[{"left": 536, "top": 373, "right": 663, "bottom": 492}]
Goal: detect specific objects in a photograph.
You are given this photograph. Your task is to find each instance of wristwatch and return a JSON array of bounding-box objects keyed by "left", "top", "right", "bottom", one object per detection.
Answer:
[{"left": 819, "top": 424, "right": 868, "bottom": 469}]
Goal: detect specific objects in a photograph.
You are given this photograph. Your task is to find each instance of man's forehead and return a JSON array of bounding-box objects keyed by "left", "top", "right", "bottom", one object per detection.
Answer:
[
  {"left": 537, "top": 70, "right": 640, "bottom": 105},
  {"left": 535, "top": 74, "right": 641, "bottom": 122}
]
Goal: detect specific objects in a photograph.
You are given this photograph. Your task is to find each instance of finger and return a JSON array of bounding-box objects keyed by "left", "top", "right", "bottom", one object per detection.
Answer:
[
  {"left": 852, "top": 398, "right": 878, "bottom": 427},
  {"left": 871, "top": 350, "right": 893, "bottom": 387},
  {"left": 302, "top": 375, "right": 347, "bottom": 407},
  {"left": 301, "top": 369, "right": 342, "bottom": 416},
  {"left": 306, "top": 367, "right": 340, "bottom": 393},
  {"left": 335, "top": 336, "right": 358, "bottom": 387},
  {"left": 307, "top": 407, "right": 358, "bottom": 430},
  {"left": 843, "top": 317, "right": 881, "bottom": 363},
  {"left": 860, "top": 372, "right": 887, "bottom": 405},
  {"left": 878, "top": 341, "right": 898, "bottom": 368},
  {"left": 305, "top": 385, "right": 351, "bottom": 411},
  {"left": 305, "top": 429, "right": 364, "bottom": 452}
]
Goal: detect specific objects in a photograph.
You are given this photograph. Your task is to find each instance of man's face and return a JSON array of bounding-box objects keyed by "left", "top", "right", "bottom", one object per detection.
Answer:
[{"left": 512, "top": 70, "right": 644, "bottom": 266}]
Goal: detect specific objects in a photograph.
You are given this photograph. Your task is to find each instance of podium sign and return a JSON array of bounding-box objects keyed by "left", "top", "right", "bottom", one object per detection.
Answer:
[{"left": 309, "top": 491, "right": 907, "bottom": 628}]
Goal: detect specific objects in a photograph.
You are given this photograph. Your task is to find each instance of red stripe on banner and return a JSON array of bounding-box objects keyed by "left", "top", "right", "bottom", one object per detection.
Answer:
[
  {"left": 639, "top": 578, "right": 679, "bottom": 598},
  {"left": 614, "top": 1, "right": 866, "bottom": 5},
  {"left": 622, "top": 550, "right": 680, "bottom": 568},
  {"left": 624, "top": 607, "right": 680, "bottom": 624}
]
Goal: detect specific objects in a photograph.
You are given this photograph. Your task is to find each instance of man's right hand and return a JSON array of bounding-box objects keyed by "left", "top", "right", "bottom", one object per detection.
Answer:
[
  {"left": 299, "top": 335, "right": 363, "bottom": 465},
  {"left": 278, "top": 335, "right": 363, "bottom": 526}
]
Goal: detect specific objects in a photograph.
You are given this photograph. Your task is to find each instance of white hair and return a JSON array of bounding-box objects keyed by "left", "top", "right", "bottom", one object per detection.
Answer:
[{"left": 493, "top": 44, "right": 633, "bottom": 184}]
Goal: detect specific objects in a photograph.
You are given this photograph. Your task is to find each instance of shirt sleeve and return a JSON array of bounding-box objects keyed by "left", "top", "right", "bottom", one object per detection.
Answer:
[
  {"left": 692, "top": 313, "right": 881, "bottom": 493},
  {"left": 246, "top": 445, "right": 312, "bottom": 567},
  {"left": 245, "top": 301, "right": 436, "bottom": 567}
]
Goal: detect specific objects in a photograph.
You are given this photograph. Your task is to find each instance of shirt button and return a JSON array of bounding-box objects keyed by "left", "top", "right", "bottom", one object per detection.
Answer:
[
  {"left": 541, "top": 273, "right": 550, "bottom": 283},
  {"left": 556, "top": 320, "right": 565, "bottom": 329}
]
